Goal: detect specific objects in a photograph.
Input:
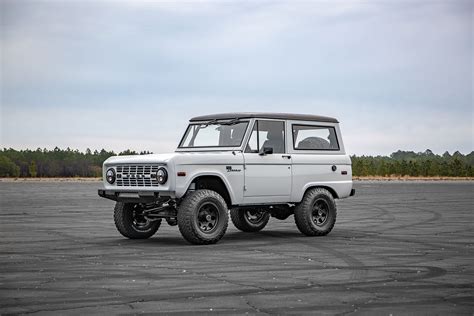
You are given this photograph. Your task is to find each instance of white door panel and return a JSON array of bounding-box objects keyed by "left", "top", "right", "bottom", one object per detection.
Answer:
[
  {"left": 243, "top": 154, "right": 292, "bottom": 199},
  {"left": 242, "top": 119, "right": 291, "bottom": 202}
]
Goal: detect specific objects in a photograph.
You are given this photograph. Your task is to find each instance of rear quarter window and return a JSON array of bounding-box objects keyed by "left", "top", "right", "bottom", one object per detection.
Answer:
[{"left": 292, "top": 124, "right": 340, "bottom": 151}]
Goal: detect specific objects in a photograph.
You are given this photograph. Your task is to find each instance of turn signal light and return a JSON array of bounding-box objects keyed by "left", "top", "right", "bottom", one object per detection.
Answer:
[{"left": 177, "top": 172, "right": 186, "bottom": 177}]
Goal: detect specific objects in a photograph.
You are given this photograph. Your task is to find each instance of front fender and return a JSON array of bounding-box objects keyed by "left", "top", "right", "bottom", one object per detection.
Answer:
[{"left": 174, "top": 166, "right": 244, "bottom": 205}]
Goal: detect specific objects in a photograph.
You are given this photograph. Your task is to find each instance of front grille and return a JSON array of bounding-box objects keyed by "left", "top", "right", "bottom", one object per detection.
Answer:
[{"left": 115, "top": 165, "right": 161, "bottom": 187}]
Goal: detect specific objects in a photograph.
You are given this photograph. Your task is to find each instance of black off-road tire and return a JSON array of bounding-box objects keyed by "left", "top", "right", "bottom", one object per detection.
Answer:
[
  {"left": 230, "top": 208, "right": 270, "bottom": 232},
  {"left": 178, "top": 189, "right": 229, "bottom": 245},
  {"left": 114, "top": 202, "right": 161, "bottom": 239},
  {"left": 294, "top": 188, "right": 337, "bottom": 236}
]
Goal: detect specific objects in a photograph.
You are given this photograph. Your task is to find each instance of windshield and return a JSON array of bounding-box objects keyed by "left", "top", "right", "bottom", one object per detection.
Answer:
[{"left": 179, "top": 121, "right": 249, "bottom": 148}]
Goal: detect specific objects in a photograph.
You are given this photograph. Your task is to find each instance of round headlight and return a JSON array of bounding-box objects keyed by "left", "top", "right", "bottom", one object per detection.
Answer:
[
  {"left": 106, "top": 168, "right": 116, "bottom": 184},
  {"left": 156, "top": 167, "right": 168, "bottom": 184}
]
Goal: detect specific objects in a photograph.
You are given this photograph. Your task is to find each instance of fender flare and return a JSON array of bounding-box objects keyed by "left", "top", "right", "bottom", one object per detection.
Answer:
[{"left": 181, "top": 171, "right": 236, "bottom": 205}]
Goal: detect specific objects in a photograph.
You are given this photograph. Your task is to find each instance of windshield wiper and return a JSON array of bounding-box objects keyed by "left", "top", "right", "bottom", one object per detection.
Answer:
[
  {"left": 202, "top": 119, "right": 219, "bottom": 127},
  {"left": 202, "top": 118, "right": 241, "bottom": 126},
  {"left": 220, "top": 118, "right": 241, "bottom": 125}
]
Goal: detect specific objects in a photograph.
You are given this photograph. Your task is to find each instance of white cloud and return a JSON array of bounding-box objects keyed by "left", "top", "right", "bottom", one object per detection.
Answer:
[{"left": 1, "top": 0, "right": 472, "bottom": 154}]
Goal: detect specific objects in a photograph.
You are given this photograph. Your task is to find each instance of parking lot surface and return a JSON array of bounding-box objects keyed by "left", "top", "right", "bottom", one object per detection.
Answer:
[{"left": 1, "top": 181, "right": 473, "bottom": 315}]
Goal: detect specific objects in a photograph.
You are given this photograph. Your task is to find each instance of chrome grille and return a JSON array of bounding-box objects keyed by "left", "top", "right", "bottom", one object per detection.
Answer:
[{"left": 115, "top": 165, "right": 161, "bottom": 187}]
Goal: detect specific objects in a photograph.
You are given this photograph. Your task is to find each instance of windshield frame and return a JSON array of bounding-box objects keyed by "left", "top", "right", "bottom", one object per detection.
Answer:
[{"left": 177, "top": 120, "right": 250, "bottom": 150}]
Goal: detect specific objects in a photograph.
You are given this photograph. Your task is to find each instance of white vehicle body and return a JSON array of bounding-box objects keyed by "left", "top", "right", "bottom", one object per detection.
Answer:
[{"left": 99, "top": 113, "right": 354, "bottom": 206}]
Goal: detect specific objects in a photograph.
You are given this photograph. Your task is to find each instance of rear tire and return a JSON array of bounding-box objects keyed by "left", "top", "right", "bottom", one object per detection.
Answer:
[
  {"left": 178, "top": 190, "right": 229, "bottom": 245},
  {"left": 230, "top": 208, "right": 270, "bottom": 232},
  {"left": 294, "top": 188, "right": 337, "bottom": 236},
  {"left": 114, "top": 202, "right": 161, "bottom": 239}
]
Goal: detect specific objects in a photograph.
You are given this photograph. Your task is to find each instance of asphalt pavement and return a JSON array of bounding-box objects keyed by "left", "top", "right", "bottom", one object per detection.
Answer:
[{"left": 1, "top": 181, "right": 473, "bottom": 315}]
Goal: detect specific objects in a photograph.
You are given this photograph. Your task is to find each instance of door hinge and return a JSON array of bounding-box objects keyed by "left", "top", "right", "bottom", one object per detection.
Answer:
[{"left": 243, "top": 185, "right": 247, "bottom": 191}]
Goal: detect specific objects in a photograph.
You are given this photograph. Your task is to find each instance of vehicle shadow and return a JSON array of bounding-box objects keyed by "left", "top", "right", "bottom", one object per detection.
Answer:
[{"left": 95, "top": 227, "right": 361, "bottom": 248}]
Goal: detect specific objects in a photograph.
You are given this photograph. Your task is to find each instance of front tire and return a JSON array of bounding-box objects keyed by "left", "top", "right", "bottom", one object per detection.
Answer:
[
  {"left": 178, "top": 190, "right": 229, "bottom": 245},
  {"left": 114, "top": 202, "right": 161, "bottom": 239},
  {"left": 230, "top": 208, "right": 270, "bottom": 232},
  {"left": 294, "top": 188, "right": 337, "bottom": 236}
]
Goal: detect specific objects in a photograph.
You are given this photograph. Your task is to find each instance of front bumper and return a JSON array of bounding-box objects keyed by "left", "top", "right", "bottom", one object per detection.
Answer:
[{"left": 98, "top": 189, "right": 173, "bottom": 203}]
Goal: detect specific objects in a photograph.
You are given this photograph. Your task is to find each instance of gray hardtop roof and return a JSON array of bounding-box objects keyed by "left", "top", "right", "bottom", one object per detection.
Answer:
[{"left": 190, "top": 112, "right": 339, "bottom": 123}]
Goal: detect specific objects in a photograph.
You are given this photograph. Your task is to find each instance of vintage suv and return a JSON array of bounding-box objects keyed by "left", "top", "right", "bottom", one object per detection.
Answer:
[{"left": 98, "top": 113, "right": 355, "bottom": 244}]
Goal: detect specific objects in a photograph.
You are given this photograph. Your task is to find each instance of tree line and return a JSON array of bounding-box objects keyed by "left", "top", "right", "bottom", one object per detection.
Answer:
[
  {"left": 0, "top": 148, "right": 472, "bottom": 177},
  {"left": 352, "top": 150, "right": 473, "bottom": 177},
  {"left": 0, "top": 148, "right": 151, "bottom": 177}
]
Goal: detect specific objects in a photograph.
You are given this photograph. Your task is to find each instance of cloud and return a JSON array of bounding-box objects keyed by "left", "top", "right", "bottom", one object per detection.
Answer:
[{"left": 1, "top": 0, "right": 472, "bottom": 154}]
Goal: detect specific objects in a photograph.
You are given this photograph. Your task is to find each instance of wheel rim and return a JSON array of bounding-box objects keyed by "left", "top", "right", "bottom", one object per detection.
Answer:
[
  {"left": 132, "top": 205, "right": 153, "bottom": 231},
  {"left": 245, "top": 209, "right": 266, "bottom": 224},
  {"left": 311, "top": 199, "right": 329, "bottom": 226},
  {"left": 197, "top": 202, "right": 219, "bottom": 233}
]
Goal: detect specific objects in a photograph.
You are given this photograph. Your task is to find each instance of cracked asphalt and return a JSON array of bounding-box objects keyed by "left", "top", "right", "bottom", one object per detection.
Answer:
[{"left": 1, "top": 181, "right": 473, "bottom": 315}]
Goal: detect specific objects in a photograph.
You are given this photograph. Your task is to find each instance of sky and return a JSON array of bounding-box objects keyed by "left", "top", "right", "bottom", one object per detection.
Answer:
[{"left": 1, "top": 0, "right": 472, "bottom": 156}]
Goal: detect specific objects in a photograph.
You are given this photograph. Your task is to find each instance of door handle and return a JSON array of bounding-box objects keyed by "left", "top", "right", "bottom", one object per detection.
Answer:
[{"left": 282, "top": 155, "right": 291, "bottom": 159}]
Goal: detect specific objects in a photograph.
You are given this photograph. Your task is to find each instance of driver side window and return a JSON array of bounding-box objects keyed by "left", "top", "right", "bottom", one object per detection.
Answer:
[{"left": 245, "top": 120, "right": 285, "bottom": 153}]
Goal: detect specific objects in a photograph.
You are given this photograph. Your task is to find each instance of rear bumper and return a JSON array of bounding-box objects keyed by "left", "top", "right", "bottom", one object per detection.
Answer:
[
  {"left": 98, "top": 189, "right": 173, "bottom": 203},
  {"left": 350, "top": 188, "right": 356, "bottom": 197}
]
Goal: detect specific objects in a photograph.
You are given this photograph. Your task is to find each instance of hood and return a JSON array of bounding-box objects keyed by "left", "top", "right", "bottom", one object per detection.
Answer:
[
  {"left": 104, "top": 151, "right": 243, "bottom": 166},
  {"left": 104, "top": 153, "right": 178, "bottom": 165}
]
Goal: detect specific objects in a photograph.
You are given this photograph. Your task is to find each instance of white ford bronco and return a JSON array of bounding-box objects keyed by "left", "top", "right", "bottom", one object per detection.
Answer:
[{"left": 98, "top": 113, "right": 355, "bottom": 244}]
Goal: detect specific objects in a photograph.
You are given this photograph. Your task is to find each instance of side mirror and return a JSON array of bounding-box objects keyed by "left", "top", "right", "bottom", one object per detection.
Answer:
[{"left": 259, "top": 147, "right": 273, "bottom": 156}]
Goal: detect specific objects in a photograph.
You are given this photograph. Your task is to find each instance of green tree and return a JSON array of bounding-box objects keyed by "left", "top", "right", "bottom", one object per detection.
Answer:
[
  {"left": 28, "top": 161, "right": 38, "bottom": 177},
  {"left": 376, "top": 159, "right": 388, "bottom": 176},
  {"left": 0, "top": 155, "right": 20, "bottom": 177}
]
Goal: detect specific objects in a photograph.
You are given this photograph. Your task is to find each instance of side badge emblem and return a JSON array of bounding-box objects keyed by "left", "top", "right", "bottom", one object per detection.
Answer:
[{"left": 226, "top": 166, "right": 241, "bottom": 172}]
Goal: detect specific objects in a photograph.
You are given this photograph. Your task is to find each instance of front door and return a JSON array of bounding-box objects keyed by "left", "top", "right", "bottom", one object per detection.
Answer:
[{"left": 243, "top": 120, "right": 292, "bottom": 203}]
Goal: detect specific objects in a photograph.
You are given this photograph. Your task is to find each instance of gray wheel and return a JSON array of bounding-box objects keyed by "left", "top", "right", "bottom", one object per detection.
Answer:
[
  {"left": 114, "top": 202, "right": 161, "bottom": 239},
  {"left": 178, "top": 190, "right": 229, "bottom": 245},
  {"left": 230, "top": 208, "right": 270, "bottom": 232},
  {"left": 294, "top": 188, "right": 337, "bottom": 236}
]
